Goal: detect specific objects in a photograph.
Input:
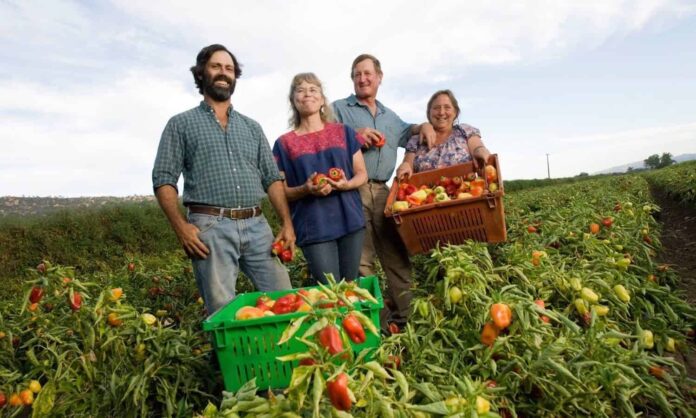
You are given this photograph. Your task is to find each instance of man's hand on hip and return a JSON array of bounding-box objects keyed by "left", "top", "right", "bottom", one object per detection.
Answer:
[{"left": 177, "top": 223, "right": 210, "bottom": 259}]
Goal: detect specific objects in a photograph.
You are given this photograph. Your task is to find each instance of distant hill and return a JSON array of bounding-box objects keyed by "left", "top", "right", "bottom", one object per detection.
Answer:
[
  {"left": 0, "top": 195, "right": 156, "bottom": 217},
  {"left": 594, "top": 153, "right": 696, "bottom": 175}
]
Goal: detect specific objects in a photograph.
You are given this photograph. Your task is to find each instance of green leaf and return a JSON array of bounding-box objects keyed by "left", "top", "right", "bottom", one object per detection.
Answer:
[
  {"left": 32, "top": 381, "right": 56, "bottom": 418},
  {"left": 278, "top": 315, "right": 308, "bottom": 345}
]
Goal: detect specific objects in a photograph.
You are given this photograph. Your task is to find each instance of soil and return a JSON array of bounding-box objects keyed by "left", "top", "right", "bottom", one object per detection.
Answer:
[{"left": 649, "top": 187, "right": 696, "bottom": 381}]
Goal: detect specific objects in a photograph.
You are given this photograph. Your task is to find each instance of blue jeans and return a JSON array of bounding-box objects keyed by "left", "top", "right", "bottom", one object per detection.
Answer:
[
  {"left": 301, "top": 228, "right": 365, "bottom": 285},
  {"left": 187, "top": 212, "right": 291, "bottom": 315}
]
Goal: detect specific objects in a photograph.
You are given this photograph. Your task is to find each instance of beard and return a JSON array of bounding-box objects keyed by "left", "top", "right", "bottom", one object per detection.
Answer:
[{"left": 203, "top": 72, "right": 236, "bottom": 102}]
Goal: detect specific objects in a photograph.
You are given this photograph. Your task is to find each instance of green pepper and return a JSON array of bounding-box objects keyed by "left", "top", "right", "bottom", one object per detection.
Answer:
[
  {"left": 448, "top": 287, "right": 463, "bottom": 304},
  {"left": 581, "top": 287, "right": 599, "bottom": 304},
  {"left": 613, "top": 285, "right": 631, "bottom": 303},
  {"left": 574, "top": 298, "right": 588, "bottom": 315},
  {"left": 592, "top": 305, "right": 609, "bottom": 316},
  {"left": 640, "top": 330, "right": 654, "bottom": 349},
  {"left": 569, "top": 278, "right": 582, "bottom": 291}
]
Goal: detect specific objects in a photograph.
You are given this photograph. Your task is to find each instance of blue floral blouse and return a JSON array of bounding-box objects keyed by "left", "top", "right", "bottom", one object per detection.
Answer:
[{"left": 405, "top": 123, "right": 481, "bottom": 173}]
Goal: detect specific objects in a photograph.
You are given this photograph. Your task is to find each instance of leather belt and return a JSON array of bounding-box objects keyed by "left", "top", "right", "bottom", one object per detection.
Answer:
[
  {"left": 188, "top": 205, "right": 262, "bottom": 219},
  {"left": 368, "top": 179, "right": 387, "bottom": 184}
]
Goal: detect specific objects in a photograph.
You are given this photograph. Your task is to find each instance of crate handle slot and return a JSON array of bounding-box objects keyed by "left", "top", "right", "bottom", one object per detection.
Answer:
[
  {"left": 215, "top": 328, "right": 228, "bottom": 348},
  {"left": 393, "top": 213, "right": 402, "bottom": 225},
  {"left": 486, "top": 195, "right": 497, "bottom": 209}
]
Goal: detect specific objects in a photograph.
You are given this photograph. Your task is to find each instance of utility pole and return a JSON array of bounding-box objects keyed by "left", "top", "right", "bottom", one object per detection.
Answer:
[{"left": 546, "top": 153, "right": 551, "bottom": 179}]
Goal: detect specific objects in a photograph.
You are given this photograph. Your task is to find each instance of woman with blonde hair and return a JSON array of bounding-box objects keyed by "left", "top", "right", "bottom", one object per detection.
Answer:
[{"left": 273, "top": 73, "right": 367, "bottom": 284}]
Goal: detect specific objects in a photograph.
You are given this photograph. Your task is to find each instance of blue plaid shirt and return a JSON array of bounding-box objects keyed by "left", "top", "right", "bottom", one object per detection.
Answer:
[
  {"left": 332, "top": 94, "right": 413, "bottom": 181},
  {"left": 152, "top": 101, "right": 282, "bottom": 208}
]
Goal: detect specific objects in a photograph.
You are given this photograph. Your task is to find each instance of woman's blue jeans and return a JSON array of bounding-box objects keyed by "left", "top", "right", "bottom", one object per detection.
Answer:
[{"left": 301, "top": 228, "right": 365, "bottom": 285}]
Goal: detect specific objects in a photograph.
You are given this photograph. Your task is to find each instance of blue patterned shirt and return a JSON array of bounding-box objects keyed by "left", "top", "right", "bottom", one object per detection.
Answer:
[
  {"left": 332, "top": 94, "right": 413, "bottom": 181},
  {"left": 152, "top": 101, "right": 282, "bottom": 208},
  {"left": 406, "top": 123, "right": 481, "bottom": 172}
]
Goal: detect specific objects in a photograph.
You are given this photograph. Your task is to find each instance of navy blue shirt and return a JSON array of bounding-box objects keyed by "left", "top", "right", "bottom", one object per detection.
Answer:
[{"left": 273, "top": 123, "right": 365, "bottom": 246}]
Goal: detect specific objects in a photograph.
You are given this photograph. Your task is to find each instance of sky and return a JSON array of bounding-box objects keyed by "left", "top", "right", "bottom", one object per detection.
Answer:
[{"left": 1, "top": 0, "right": 695, "bottom": 197}]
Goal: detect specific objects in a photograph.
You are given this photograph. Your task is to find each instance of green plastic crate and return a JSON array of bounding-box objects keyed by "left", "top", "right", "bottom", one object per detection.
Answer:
[{"left": 202, "top": 276, "right": 383, "bottom": 392}]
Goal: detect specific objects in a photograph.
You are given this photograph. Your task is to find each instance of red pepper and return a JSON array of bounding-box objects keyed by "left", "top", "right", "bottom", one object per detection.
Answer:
[
  {"left": 271, "top": 240, "right": 284, "bottom": 256},
  {"left": 490, "top": 303, "right": 512, "bottom": 329},
  {"left": 29, "top": 286, "right": 44, "bottom": 303},
  {"left": 397, "top": 189, "right": 406, "bottom": 201},
  {"left": 256, "top": 295, "right": 273, "bottom": 311},
  {"left": 317, "top": 300, "right": 335, "bottom": 309},
  {"left": 385, "top": 354, "right": 401, "bottom": 369},
  {"left": 406, "top": 195, "right": 422, "bottom": 207},
  {"left": 280, "top": 249, "right": 293, "bottom": 263},
  {"left": 68, "top": 291, "right": 82, "bottom": 311},
  {"left": 399, "top": 183, "right": 417, "bottom": 195},
  {"left": 318, "top": 325, "right": 344, "bottom": 355},
  {"left": 373, "top": 135, "right": 385, "bottom": 148},
  {"left": 327, "top": 372, "right": 351, "bottom": 411},
  {"left": 313, "top": 173, "right": 329, "bottom": 187},
  {"left": 534, "top": 299, "right": 550, "bottom": 323},
  {"left": 342, "top": 314, "right": 366, "bottom": 344},
  {"left": 328, "top": 167, "right": 344, "bottom": 181},
  {"left": 445, "top": 184, "right": 458, "bottom": 197},
  {"left": 299, "top": 358, "right": 316, "bottom": 366},
  {"left": 424, "top": 193, "right": 436, "bottom": 204},
  {"left": 272, "top": 294, "right": 297, "bottom": 315}
]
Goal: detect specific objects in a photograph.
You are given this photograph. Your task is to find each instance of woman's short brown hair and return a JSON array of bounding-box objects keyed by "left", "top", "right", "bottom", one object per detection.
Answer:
[{"left": 426, "top": 89, "right": 460, "bottom": 123}]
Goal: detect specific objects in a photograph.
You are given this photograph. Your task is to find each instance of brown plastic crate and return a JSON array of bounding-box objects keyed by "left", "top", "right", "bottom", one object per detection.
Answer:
[{"left": 384, "top": 154, "right": 507, "bottom": 255}]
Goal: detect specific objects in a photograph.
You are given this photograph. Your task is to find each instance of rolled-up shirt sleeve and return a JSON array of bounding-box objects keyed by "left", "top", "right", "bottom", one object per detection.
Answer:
[
  {"left": 255, "top": 123, "right": 283, "bottom": 191},
  {"left": 152, "top": 117, "right": 184, "bottom": 193},
  {"left": 405, "top": 134, "right": 421, "bottom": 153},
  {"left": 459, "top": 123, "right": 481, "bottom": 138}
]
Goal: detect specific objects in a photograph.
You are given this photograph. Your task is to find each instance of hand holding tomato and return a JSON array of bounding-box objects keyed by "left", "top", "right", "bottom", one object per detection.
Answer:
[
  {"left": 326, "top": 176, "right": 350, "bottom": 192},
  {"left": 304, "top": 172, "right": 332, "bottom": 197},
  {"left": 356, "top": 128, "right": 385, "bottom": 148}
]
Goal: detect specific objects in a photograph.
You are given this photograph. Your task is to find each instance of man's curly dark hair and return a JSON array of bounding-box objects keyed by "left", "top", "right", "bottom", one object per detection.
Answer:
[{"left": 190, "top": 44, "right": 242, "bottom": 95}]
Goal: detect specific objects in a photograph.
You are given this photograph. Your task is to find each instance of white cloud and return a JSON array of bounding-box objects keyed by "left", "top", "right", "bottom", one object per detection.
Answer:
[{"left": 1, "top": 0, "right": 695, "bottom": 196}]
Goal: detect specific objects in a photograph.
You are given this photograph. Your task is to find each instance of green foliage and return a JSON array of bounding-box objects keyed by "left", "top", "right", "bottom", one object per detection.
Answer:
[
  {"left": 0, "top": 201, "right": 178, "bottom": 284},
  {"left": 644, "top": 153, "right": 675, "bottom": 170},
  {"left": 643, "top": 160, "right": 696, "bottom": 205},
  {"left": 503, "top": 172, "right": 615, "bottom": 192}
]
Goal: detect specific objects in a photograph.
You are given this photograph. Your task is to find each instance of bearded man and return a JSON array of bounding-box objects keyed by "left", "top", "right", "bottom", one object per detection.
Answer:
[{"left": 152, "top": 44, "right": 294, "bottom": 315}]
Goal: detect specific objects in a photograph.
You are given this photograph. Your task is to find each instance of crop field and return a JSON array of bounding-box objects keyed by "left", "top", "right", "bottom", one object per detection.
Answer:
[{"left": 0, "top": 171, "right": 695, "bottom": 417}]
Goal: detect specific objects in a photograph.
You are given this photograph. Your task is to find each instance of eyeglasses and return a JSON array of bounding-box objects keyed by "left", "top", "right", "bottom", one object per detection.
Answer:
[{"left": 294, "top": 86, "right": 322, "bottom": 96}]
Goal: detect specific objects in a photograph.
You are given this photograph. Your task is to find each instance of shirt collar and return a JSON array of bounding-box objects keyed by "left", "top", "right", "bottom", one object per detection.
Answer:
[
  {"left": 199, "top": 100, "right": 234, "bottom": 116},
  {"left": 346, "top": 94, "right": 385, "bottom": 114}
]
